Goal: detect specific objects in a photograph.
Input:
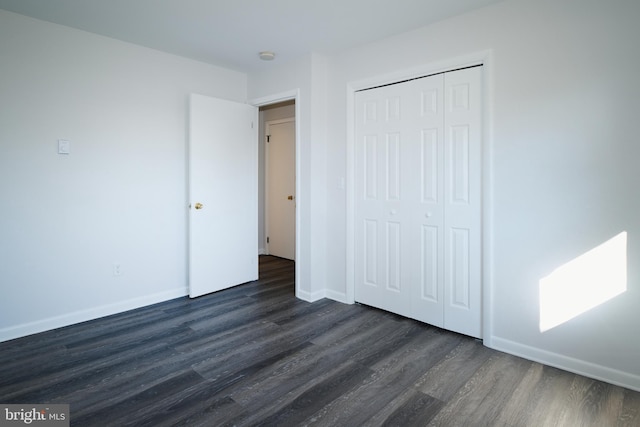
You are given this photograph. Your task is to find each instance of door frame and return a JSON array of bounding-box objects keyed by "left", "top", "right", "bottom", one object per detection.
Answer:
[
  {"left": 345, "top": 51, "right": 495, "bottom": 343},
  {"left": 249, "top": 89, "right": 301, "bottom": 296},
  {"left": 265, "top": 117, "right": 296, "bottom": 260}
]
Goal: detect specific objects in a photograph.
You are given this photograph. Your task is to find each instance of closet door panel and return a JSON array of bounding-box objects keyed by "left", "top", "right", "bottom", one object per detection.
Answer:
[
  {"left": 443, "top": 67, "right": 482, "bottom": 338},
  {"left": 355, "top": 85, "right": 411, "bottom": 315}
]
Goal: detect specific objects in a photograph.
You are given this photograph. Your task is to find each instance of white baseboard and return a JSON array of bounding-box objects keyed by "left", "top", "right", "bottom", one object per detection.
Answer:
[
  {"left": 0, "top": 287, "right": 188, "bottom": 343},
  {"left": 325, "top": 289, "right": 349, "bottom": 304},
  {"left": 296, "top": 288, "right": 325, "bottom": 303},
  {"left": 297, "top": 289, "right": 348, "bottom": 304},
  {"left": 489, "top": 336, "right": 640, "bottom": 392}
]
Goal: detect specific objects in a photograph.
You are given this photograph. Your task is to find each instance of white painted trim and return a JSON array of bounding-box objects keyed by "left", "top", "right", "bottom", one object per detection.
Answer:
[
  {"left": 249, "top": 89, "right": 298, "bottom": 107},
  {"left": 0, "top": 287, "right": 188, "bottom": 343},
  {"left": 326, "top": 289, "right": 350, "bottom": 304},
  {"left": 296, "top": 289, "right": 326, "bottom": 303},
  {"left": 345, "top": 50, "right": 494, "bottom": 337},
  {"left": 490, "top": 337, "right": 640, "bottom": 392},
  {"left": 265, "top": 118, "right": 296, "bottom": 125},
  {"left": 481, "top": 51, "right": 495, "bottom": 346},
  {"left": 249, "top": 90, "right": 304, "bottom": 300},
  {"left": 345, "top": 83, "right": 356, "bottom": 305},
  {"left": 346, "top": 52, "right": 491, "bottom": 92}
]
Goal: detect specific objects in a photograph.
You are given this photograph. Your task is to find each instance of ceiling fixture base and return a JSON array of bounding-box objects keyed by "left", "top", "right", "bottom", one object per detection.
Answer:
[{"left": 259, "top": 51, "right": 276, "bottom": 61}]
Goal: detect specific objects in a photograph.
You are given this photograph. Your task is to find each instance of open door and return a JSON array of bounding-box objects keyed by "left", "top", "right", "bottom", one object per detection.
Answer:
[{"left": 189, "top": 94, "right": 258, "bottom": 298}]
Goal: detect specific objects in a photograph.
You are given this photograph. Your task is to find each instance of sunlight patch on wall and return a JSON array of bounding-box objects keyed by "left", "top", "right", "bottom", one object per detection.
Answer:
[{"left": 539, "top": 232, "right": 627, "bottom": 333}]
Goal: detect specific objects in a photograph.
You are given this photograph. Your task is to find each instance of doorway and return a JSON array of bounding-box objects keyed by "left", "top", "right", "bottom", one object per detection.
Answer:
[
  {"left": 189, "top": 90, "right": 302, "bottom": 300},
  {"left": 265, "top": 117, "right": 295, "bottom": 260},
  {"left": 258, "top": 99, "right": 297, "bottom": 261}
]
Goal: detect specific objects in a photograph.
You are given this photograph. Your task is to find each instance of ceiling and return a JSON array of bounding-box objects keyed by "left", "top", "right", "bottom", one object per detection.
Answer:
[{"left": 0, "top": 0, "right": 505, "bottom": 73}]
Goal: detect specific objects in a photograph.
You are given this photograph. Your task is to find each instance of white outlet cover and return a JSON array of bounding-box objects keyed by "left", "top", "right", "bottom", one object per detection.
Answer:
[{"left": 58, "top": 139, "right": 70, "bottom": 154}]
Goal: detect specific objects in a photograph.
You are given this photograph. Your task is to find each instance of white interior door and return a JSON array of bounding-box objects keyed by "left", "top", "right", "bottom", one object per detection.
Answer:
[
  {"left": 354, "top": 66, "right": 482, "bottom": 338},
  {"left": 442, "top": 67, "right": 482, "bottom": 337},
  {"left": 189, "top": 94, "right": 258, "bottom": 298},
  {"left": 354, "top": 73, "right": 446, "bottom": 324},
  {"left": 354, "top": 80, "right": 414, "bottom": 316},
  {"left": 265, "top": 118, "right": 296, "bottom": 260},
  {"left": 406, "top": 74, "right": 446, "bottom": 327}
]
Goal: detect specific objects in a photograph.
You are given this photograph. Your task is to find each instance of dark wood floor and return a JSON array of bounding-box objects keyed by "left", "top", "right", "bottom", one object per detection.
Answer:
[{"left": 1, "top": 256, "right": 639, "bottom": 426}]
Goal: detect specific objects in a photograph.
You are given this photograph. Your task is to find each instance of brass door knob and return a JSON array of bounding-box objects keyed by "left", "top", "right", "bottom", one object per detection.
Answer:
[{"left": 194, "top": 202, "right": 203, "bottom": 210}]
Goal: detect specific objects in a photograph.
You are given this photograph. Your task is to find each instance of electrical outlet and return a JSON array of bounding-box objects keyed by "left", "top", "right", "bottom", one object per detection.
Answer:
[{"left": 113, "top": 263, "right": 122, "bottom": 276}]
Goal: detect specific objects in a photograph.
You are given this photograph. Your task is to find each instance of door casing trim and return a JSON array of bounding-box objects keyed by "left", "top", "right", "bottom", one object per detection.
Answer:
[{"left": 249, "top": 90, "right": 302, "bottom": 299}]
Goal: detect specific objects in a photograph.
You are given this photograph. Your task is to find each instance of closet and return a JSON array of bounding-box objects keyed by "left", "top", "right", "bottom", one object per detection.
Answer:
[{"left": 354, "top": 66, "right": 482, "bottom": 338}]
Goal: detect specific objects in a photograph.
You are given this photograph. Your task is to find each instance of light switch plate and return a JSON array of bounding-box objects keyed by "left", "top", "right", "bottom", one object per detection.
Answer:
[{"left": 58, "top": 139, "right": 70, "bottom": 154}]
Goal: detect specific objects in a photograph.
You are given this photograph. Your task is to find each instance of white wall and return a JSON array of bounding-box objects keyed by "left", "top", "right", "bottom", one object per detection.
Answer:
[
  {"left": 319, "top": 0, "right": 640, "bottom": 390},
  {"left": 248, "top": 53, "right": 328, "bottom": 301},
  {"left": 2, "top": 0, "right": 639, "bottom": 392},
  {"left": 0, "top": 10, "right": 247, "bottom": 341}
]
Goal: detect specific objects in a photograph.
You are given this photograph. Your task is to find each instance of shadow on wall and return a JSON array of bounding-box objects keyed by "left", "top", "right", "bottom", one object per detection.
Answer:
[{"left": 539, "top": 231, "right": 627, "bottom": 332}]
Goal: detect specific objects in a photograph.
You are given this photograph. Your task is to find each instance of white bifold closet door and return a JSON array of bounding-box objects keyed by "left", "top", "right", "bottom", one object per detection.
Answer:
[{"left": 354, "top": 66, "right": 482, "bottom": 338}]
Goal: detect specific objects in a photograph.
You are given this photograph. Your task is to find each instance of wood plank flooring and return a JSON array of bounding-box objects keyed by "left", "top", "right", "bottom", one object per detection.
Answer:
[{"left": 1, "top": 255, "right": 638, "bottom": 426}]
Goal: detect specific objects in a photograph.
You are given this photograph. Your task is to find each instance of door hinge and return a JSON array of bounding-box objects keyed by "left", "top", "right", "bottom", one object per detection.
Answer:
[
  {"left": 267, "top": 135, "right": 271, "bottom": 143},
  {"left": 267, "top": 237, "right": 270, "bottom": 243}
]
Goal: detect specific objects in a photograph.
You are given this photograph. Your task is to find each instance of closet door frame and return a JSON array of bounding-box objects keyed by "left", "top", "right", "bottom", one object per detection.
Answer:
[{"left": 345, "top": 51, "right": 494, "bottom": 343}]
